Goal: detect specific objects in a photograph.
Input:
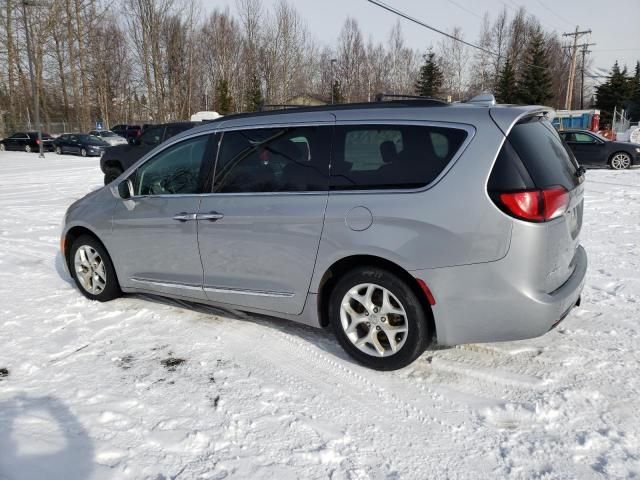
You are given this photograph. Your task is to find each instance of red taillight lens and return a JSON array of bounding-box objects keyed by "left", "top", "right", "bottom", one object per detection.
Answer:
[
  {"left": 498, "top": 186, "right": 569, "bottom": 222},
  {"left": 35, "top": 139, "right": 40, "bottom": 145}
]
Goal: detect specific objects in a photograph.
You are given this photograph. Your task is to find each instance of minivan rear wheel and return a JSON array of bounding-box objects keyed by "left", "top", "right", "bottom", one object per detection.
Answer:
[
  {"left": 70, "top": 235, "right": 121, "bottom": 302},
  {"left": 329, "top": 267, "right": 431, "bottom": 370}
]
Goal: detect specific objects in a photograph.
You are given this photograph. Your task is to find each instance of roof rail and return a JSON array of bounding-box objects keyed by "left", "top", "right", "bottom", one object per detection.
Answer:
[{"left": 374, "top": 92, "right": 447, "bottom": 104}]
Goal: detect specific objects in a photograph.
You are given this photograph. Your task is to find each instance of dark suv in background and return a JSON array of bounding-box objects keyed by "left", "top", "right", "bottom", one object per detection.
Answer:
[
  {"left": 111, "top": 124, "right": 142, "bottom": 144},
  {"left": 100, "top": 121, "right": 199, "bottom": 184}
]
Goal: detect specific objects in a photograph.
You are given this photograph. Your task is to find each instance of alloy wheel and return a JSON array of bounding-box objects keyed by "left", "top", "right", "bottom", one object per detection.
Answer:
[
  {"left": 74, "top": 245, "right": 107, "bottom": 295},
  {"left": 339, "top": 283, "right": 409, "bottom": 357},
  {"left": 25, "top": 145, "right": 31, "bottom": 153},
  {"left": 611, "top": 153, "right": 631, "bottom": 170},
  {"left": 81, "top": 148, "right": 87, "bottom": 157}
]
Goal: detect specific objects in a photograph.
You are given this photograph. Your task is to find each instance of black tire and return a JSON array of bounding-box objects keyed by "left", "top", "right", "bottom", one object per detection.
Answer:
[
  {"left": 329, "top": 266, "right": 431, "bottom": 370},
  {"left": 69, "top": 234, "right": 121, "bottom": 302},
  {"left": 25, "top": 145, "right": 32, "bottom": 153},
  {"left": 103, "top": 166, "right": 123, "bottom": 185}
]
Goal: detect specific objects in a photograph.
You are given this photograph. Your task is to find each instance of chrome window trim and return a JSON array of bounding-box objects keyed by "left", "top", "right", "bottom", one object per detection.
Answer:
[
  {"left": 123, "top": 120, "right": 475, "bottom": 199},
  {"left": 207, "top": 122, "right": 333, "bottom": 196},
  {"left": 328, "top": 119, "right": 476, "bottom": 195},
  {"left": 126, "top": 131, "right": 218, "bottom": 200}
]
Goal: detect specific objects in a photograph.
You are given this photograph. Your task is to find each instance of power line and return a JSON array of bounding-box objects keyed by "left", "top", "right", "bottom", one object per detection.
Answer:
[
  {"left": 535, "top": 0, "right": 574, "bottom": 27},
  {"left": 366, "top": 0, "right": 496, "bottom": 57},
  {"left": 365, "top": 0, "right": 552, "bottom": 73},
  {"left": 443, "top": 0, "right": 484, "bottom": 21}
]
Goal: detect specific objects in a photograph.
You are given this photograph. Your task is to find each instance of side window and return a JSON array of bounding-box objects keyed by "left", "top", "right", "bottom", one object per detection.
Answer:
[
  {"left": 331, "top": 125, "right": 468, "bottom": 190},
  {"left": 10, "top": 133, "right": 24, "bottom": 139},
  {"left": 213, "top": 126, "right": 329, "bottom": 193},
  {"left": 574, "top": 133, "right": 596, "bottom": 143},
  {"left": 133, "top": 135, "right": 212, "bottom": 196},
  {"left": 140, "top": 127, "right": 164, "bottom": 146}
]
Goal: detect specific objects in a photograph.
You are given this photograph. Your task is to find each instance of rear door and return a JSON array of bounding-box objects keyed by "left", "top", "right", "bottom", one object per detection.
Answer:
[
  {"left": 197, "top": 120, "right": 332, "bottom": 315},
  {"left": 68, "top": 135, "right": 81, "bottom": 154},
  {"left": 7, "top": 133, "right": 25, "bottom": 150}
]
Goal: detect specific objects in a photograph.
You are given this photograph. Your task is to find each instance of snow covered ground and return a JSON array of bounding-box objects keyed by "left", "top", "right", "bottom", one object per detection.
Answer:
[{"left": 0, "top": 151, "right": 639, "bottom": 479}]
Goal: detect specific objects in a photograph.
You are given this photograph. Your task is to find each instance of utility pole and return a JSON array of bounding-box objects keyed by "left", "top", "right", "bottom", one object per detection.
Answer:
[
  {"left": 563, "top": 26, "right": 592, "bottom": 110},
  {"left": 579, "top": 42, "right": 596, "bottom": 109}
]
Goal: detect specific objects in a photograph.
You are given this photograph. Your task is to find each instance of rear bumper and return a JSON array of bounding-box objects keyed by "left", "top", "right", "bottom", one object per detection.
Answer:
[{"left": 411, "top": 245, "right": 587, "bottom": 346}]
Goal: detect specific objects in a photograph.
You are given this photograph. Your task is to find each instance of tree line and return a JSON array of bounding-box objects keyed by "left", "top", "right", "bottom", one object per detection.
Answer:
[{"left": 0, "top": 0, "right": 635, "bottom": 135}]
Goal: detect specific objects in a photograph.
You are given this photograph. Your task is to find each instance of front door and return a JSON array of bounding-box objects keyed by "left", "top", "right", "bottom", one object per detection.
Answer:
[
  {"left": 197, "top": 121, "right": 333, "bottom": 315},
  {"left": 109, "top": 132, "right": 217, "bottom": 300}
]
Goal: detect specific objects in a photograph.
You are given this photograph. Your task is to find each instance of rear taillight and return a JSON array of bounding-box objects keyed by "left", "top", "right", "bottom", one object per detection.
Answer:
[
  {"left": 35, "top": 139, "right": 40, "bottom": 145},
  {"left": 496, "top": 186, "right": 569, "bottom": 222}
]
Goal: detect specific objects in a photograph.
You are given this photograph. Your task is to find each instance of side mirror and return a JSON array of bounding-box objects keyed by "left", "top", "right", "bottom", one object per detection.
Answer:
[{"left": 117, "top": 179, "right": 134, "bottom": 199}]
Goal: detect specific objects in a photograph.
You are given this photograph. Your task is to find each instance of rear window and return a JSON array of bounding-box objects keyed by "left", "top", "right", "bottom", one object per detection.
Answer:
[
  {"left": 330, "top": 125, "right": 468, "bottom": 190},
  {"left": 509, "top": 118, "right": 580, "bottom": 190}
]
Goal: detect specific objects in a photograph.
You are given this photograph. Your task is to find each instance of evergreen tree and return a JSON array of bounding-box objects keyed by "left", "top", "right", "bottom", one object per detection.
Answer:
[
  {"left": 245, "top": 73, "right": 263, "bottom": 112},
  {"left": 595, "top": 61, "right": 635, "bottom": 124},
  {"left": 215, "top": 79, "right": 233, "bottom": 115},
  {"left": 495, "top": 58, "right": 518, "bottom": 104},
  {"left": 627, "top": 61, "right": 640, "bottom": 122},
  {"left": 331, "top": 80, "right": 344, "bottom": 104},
  {"left": 415, "top": 51, "right": 443, "bottom": 97},
  {"left": 516, "top": 30, "right": 553, "bottom": 105}
]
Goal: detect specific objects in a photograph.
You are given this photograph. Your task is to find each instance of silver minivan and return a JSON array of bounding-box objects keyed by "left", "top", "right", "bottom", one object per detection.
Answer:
[{"left": 61, "top": 99, "right": 587, "bottom": 370}]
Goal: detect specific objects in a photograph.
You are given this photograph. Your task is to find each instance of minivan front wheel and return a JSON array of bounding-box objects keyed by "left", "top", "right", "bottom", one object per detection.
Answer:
[
  {"left": 329, "top": 267, "right": 431, "bottom": 370},
  {"left": 70, "top": 235, "right": 121, "bottom": 302}
]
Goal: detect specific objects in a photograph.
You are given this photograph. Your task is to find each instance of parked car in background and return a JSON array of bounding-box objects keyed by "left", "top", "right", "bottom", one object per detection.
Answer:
[
  {"left": 559, "top": 129, "right": 640, "bottom": 170},
  {"left": 89, "top": 130, "right": 127, "bottom": 146},
  {"left": 53, "top": 133, "right": 110, "bottom": 157},
  {"left": 100, "top": 121, "right": 199, "bottom": 184},
  {"left": 0, "top": 131, "right": 54, "bottom": 152},
  {"left": 64, "top": 99, "right": 587, "bottom": 370}
]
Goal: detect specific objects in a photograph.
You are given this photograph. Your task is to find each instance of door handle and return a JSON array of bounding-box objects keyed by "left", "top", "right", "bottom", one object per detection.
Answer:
[
  {"left": 197, "top": 211, "right": 224, "bottom": 222},
  {"left": 173, "top": 212, "right": 197, "bottom": 222}
]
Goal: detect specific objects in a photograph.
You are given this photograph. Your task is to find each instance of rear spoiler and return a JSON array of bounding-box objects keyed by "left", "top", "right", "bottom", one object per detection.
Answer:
[{"left": 490, "top": 106, "right": 555, "bottom": 136}]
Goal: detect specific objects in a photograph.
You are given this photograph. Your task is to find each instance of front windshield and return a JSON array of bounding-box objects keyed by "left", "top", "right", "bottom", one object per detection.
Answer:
[{"left": 100, "top": 131, "right": 116, "bottom": 137}]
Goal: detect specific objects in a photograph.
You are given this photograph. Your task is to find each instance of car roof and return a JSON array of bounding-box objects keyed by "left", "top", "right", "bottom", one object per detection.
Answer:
[{"left": 167, "top": 102, "right": 550, "bottom": 143}]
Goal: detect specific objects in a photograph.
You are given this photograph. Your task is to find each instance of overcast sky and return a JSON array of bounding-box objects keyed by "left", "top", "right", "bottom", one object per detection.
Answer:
[{"left": 208, "top": 0, "right": 640, "bottom": 81}]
